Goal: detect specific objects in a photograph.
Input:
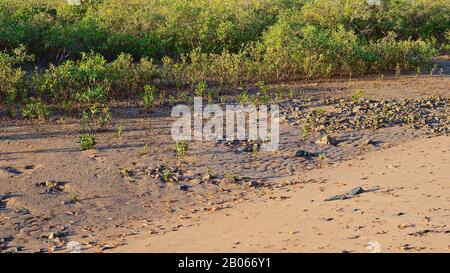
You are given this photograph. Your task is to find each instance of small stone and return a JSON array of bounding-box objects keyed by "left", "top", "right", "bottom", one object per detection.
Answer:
[
  {"left": 397, "top": 223, "right": 415, "bottom": 230},
  {"left": 179, "top": 185, "right": 190, "bottom": 191},
  {"left": 202, "top": 173, "right": 212, "bottom": 182},
  {"left": 99, "top": 245, "right": 116, "bottom": 251},
  {"left": 295, "top": 150, "right": 318, "bottom": 158},
  {"left": 0, "top": 236, "right": 13, "bottom": 244},
  {"left": 315, "top": 135, "right": 339, "bottom": 146},
  {"left": 248, "top": 180, "right": 258, "bottom": 187},
  {"left": 347, "top": 187, "right": 365, "bottom": 196},
  {"left": 362, "top": 139, "right": 377, "bottom": 146},
  {"left": 48, "top": 231, "right": 65, "bottom": 240},
  {"left": 15, "top": 208, "right": 30, "bottom": 215},
  {"left": 189, "top": 178, "right": 202, "bottom": 185},
  {"left": 324, "top": 194, "right": 347, "bottom": 201},
  {"left": 3, "top": 246, "right": 22, "bottom": 253}
]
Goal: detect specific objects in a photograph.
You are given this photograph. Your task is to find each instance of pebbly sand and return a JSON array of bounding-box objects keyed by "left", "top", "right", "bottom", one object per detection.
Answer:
[{"left": 0, "top": 75, "right": 449, "bottom": 253}]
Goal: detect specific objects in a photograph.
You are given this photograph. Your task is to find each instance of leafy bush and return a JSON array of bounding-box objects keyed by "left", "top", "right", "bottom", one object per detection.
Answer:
[
  {"left": 21, "top": 99, "right": 51, "bottom": 120},
  {"left": 37, "top": 52, "right": 109, "bottom": 105},
  {"left": 254, "top": 20, "right": 437, "bottom": 80},
  {"left": 0, "top": 0, "right": 447, "bottom": 112},
  {"left": 0, "top": 2, "right": 57, "bottom": 58},
  {"left": 77, "top": 85, "right": 111, "bottom": 130},
  {"left": 78, "top": 133, "right": 97, "bottom": 150},
  {"left": 0, "top": 0, "right": 282, "bottom": 61},
  {"left": 0, "top": 0, "right": 448, "bottom": 64},
  {"left": 301, "top": 0, "right": 450, "bottom": 43},
  {"left": 34, "top": 51, "right": 158, "bottom": 108},
  {"left": 0, "top": 46, "right": 32, "bottom": 117},
  {"left": 364, "top": 33, "right": 436, "bottom": 73},
  {"left": 107, "top": 54, "right": 158, "bottom": 98},
  {"left": 141, "top": 84, "right": 157, "bottom": 110},
  {"left": 175, "top": 140, "right": 188, "bottom": 159}
]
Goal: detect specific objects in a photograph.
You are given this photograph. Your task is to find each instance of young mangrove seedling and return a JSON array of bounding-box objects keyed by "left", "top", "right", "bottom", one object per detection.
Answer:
[
  {"left": 224, "top": 171, "right": 238, "bottom": 184},
  {"left": 195, "top": 81, "right": 207, "bottom": 97},
  {"left": 79, "top": 134, "right": 96, "bottom": 150},
  {"left": 162, "top": 160, "right": 171, "bottom": 183},
  {"left": 252, "top": 143, "right": 259, "bottom": 161},
  {"left": 175, "top": 140, "right": 188, "bottom": 159}
]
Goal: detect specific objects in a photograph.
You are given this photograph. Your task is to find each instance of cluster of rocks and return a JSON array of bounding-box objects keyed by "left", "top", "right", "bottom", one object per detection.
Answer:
[
  {"left": 0, "top": 193, "right": 13, "bottom": 209},
  {"left": 40, "top": 231, "right": 68, "bottom": 245},
  {"left": 216, "top": 139, "right": 265, "bottom": 153},
  {"left": 0, "top": 236, "right": 19, "bottom": 253},
  {"left": 147, "top": 164, "right": 259, "bottom": 191},
  {"left": 282, "top": 96, "right": 449, "bottom": 136},
  {"left": 324, "top": 186, "right": 367, "bottom": 201},
  {"left": 35, "top": 180, "right": 66, "bottom": 194},
  {"left": 295, "top": 150, "right": 321, "bottom": 159},
  {"left": 148, "top": 164, "right": 184, "bottom": 183}
]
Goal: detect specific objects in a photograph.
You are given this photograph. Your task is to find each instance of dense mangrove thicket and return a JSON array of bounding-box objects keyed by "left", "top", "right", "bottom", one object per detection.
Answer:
[{"left": 0, "top": 0, "right": 449, "bottom": 118}]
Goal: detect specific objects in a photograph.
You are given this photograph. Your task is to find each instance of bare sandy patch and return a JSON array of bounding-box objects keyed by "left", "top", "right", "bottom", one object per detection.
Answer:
[{"left": 117, "top": 136, "right": 450, "bottom": 253}]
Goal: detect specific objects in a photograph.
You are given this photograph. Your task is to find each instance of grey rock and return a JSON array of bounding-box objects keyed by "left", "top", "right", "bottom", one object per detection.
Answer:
[
  {"left": 347, "top": 187, "right": 365, "bottom": 196},
  {"left": 324, "top": 194, "right": 347, "bottom": 201},
  {"left": 295, "top": 150, "right": 319, "bottom": 158},
  {"left": 179, "top": 185, "right": 190, "bottom": 191}
]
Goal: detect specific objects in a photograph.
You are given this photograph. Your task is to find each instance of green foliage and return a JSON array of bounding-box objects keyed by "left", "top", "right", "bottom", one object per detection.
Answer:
[
  {"left": 80, "top": 103, "right": 111, "bottom": 130},
  {"left": 237, "top": 91, "right": 250, "bottom": 105},
  {"left": 121, "top": 168, "right": 131, "bottom": 177},
  {"left": 162, "top": 160, "right": 170, "bottom": 183},
  {"left": 139, "top": 143, "right": 150, "bottom": 156},
  {"left": 224, "top": 171, "right": 237, "bottom": 183},
  {"left": 21, "top": 99, "right": 51, "bottom": 120},
  {"left": 301, "top": 124, "right": 309, "bottom": 140},
  {"left": 175, "top": 140, "right": 188, "bottom": 159},
  {"left": 37, "top": 52, "right": 109, "bottom": 105},
  {"left": 251, "top": 143, "right": 259, "bottom": 161},
  {"left": 206, "top": 90, "right": 218, "bottom": 104},
  {"left": 33, "top": 51, "right": 157, "bottom": 106},
  {"left": 0, "top": 0, "right": 280, "bottom": 61},
  {"left": 0, "top": 0, "right": 448, "bottom": 113},
  {"left": 351, "top": 89, "right": 366, "bottom": 102},
  {"left": 194, "top": 81, "right": 207, "bottom": 97},
  {"left": 141, "top": 84, "right": 157, "bottom": 110},
  {"left": 107, "top": 54, "right": 158, "bottom": 98},
  {"left": 301, "top": 0, "right": 450, "bottom": 43},
  {"left": 253, "top": 82, "right": 271, "bottom": 105},
  {"left": 0, "top": 46, "right": 32, "bottom": 117},
  {"left": 78, "top": 133, "right": 96, "bottom": 150},
  {"left": 1, "top": 0, "right": 446, "bottom": 65},
  {"left": 260, "top": 22, "right": 436, "bottom": 79}
]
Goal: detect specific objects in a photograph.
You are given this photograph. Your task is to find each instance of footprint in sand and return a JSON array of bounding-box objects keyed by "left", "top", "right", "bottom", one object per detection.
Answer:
[
  {"left": 0, "top": 166, "right": 23, "bottom": 177},
  {"left": 0, "top": 165, "right": 42, "bottom": 178}
]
